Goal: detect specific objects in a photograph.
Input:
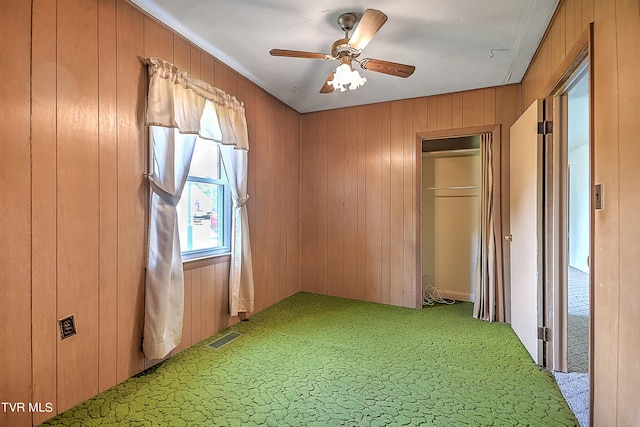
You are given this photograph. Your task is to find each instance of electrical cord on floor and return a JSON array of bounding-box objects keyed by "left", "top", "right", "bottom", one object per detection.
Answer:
[{"left": 422, "top": 276, "right": 456, "bottom": 306}]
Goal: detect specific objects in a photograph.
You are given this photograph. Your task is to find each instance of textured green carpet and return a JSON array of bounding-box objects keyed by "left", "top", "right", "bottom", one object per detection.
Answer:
[{"left": 41, "top": 292, "right": 578, "bottom": 426}]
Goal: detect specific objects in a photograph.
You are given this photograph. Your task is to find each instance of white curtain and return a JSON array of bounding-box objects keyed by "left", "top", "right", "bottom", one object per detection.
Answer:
[
  {"left": 143, "top": 58, "right": 254, "bottom": 360},
  {"left": 473, "top": 132, "right": 505, "bottom": 322},
  {"left": 144, "top": 127, "right": 196, "bottom": 359},
  {"left": 220, "top": 146, "right": 254, "bottom": 315}
]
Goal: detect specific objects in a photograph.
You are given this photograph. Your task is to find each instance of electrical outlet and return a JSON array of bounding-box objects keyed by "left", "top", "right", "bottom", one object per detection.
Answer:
[{"left": 58, "top": 315, "right": 77, "bottom": 340}]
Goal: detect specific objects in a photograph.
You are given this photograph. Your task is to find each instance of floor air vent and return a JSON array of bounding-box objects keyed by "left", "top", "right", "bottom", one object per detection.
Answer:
[{"left": 206, "top": 331, "right": 242, "bottom": 350}]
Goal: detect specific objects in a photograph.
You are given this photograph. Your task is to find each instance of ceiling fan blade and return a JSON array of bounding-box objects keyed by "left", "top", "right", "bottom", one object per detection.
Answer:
[
  {"left": 320, "top": 71, "right": 336, "bottom": 94},
  {"left": 348, "top": 9, "right": 388, "bottom": 50},
  {"left": 270, "top": 49, "right": 330, "bottom": 60},
  {"left": 360, "top": 58, "right": 415, "bottom": 78}
]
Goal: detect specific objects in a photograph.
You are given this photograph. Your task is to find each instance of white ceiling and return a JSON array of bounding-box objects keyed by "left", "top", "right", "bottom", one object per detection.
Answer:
[{"left": 130, "top": 0, "right": 559, "bottom": 113}]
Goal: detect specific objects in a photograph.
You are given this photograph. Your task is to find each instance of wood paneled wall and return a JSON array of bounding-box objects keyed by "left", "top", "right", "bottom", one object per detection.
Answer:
[
  {"left": 0, "top": 2, "right": 32, "bottom": 427},
  {"left": 299, "top": 86, "right": 521, "bottom": 309},
  {"left": 1, "top": 1, "right": 300, "bottom": 425},
  {"left": 521, "top": 0, "right": 640, "bottom": 423}
]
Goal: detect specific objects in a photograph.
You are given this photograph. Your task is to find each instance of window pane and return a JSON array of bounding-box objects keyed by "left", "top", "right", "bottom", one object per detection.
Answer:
[
  {"left": 177, "top": 181, "right": 224, "bottom": 253},
  {"left": 188, "top": 138, "right": 220, "bottom": 180}
]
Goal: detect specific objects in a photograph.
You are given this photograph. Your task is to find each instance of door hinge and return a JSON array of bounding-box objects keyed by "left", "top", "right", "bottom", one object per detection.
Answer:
[
  {"left": 537, "top": 326, "right": 551, "bottom": 342},
  {"left": 537, "top": 120, "right": 553, "bottom": 135}
]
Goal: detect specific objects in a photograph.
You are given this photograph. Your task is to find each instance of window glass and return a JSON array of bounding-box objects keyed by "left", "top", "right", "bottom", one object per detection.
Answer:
[
  {"left": 188, "top": 139, "right": 221, "bottom": 179},
  {"left": 177, "top": 138, "right": 230, "bottom": 259}
]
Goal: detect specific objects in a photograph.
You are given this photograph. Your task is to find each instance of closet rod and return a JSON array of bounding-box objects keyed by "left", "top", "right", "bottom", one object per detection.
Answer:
[{"left": 427, "top": 185, "right": 479, "bottom": 190}]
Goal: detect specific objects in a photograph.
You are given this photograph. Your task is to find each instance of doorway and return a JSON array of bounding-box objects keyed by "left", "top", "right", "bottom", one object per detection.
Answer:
[
  {"left": 421, "top": 136, "right": 480, "bottom": 303},
  {"left": 547, "top": 61, "right": 591, "bottom": 427},
  {"left": 564, "top": 68, "right": 590, "bottom": 374}
]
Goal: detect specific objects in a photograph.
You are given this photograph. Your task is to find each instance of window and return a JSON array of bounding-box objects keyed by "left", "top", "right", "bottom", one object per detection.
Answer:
[{"left": 177, "top": 138, "right": 231, "bottom": 260}]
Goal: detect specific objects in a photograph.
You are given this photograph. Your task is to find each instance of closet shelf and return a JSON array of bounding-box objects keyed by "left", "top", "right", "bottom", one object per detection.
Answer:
[{"left": 427, "top": 185, "right": 479, "bottom": 190}]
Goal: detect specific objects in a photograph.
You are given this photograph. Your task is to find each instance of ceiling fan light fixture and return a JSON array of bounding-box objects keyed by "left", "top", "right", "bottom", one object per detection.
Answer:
[{"left": 328, "top": 63, "right": 367, "bottom": 92}]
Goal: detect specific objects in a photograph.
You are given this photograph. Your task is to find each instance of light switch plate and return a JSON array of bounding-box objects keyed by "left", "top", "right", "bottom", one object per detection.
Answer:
[{"left": 594, "top": 183, "right": 604, "bottom": 210}]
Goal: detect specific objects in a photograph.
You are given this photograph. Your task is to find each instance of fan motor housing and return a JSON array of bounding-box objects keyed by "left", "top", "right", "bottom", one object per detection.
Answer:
[{"left": 331, "top": 38, "right": 362, "bottom": 59}]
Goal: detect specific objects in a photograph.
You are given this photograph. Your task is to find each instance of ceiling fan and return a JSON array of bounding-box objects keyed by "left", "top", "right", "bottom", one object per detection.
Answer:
[{"left": 270, "top": 9, "right": 416, "bottom": 93}]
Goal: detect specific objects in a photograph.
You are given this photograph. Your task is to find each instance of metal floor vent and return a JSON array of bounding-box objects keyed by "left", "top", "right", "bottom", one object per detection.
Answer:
[{"left": 206, "top": 331, "right": 243, "bottom": 350}]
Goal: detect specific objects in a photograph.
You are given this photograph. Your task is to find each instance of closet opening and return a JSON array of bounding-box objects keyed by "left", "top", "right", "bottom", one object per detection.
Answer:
[{"left": 421, "top": 136, "right": 480, "bottom": 304}]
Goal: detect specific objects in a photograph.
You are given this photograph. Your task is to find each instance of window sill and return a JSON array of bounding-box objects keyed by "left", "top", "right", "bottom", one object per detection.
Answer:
[{"left": 183, "top": 252, "right": 231, "bottom": 271}]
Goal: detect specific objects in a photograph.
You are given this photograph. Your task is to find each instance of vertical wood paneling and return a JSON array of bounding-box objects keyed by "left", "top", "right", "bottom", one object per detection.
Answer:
[
  {"left": 380, "top": 104, "right": 392, "bottom": 304},
  {"left": 200, "top": 264, "right": 216, "bottom": 338},
  {"left": 215, "top": 261, "right": 231, "bottom": 329},
  {"left": 402, "top": 100, "right": 417, "bottom": 308},
  {"left": 276, "top": 103, "right": 288, "bottom": 302},
  {"left": 356, "top": 107, "right": 367, "bottom": 300},
  {"left": 262, "top": 97, "right": 275, "bottom": 304},
  {"left": 552, "top": 1, "right": 567, "bottom": 60},
  {"left": 437, "top": 94, "right": 452, "bottom": 130},
  {"left": 116, "top": 0, "right": 145, "bottom": 382},
  {"left": 616, "top": 1, "right": 640, "bottom": 422},
  {"left": 591, "top": 1, "right": 620, "bottom": 423},
  {"left": 303, "top": 114, "right": 318, "bottom": 293},
  {"left": 573, "top": 0, "right": 583, "bottom": 35},
  {"left": 0, "top": 2, "right": 32, "bottom": 426},
  {"left": 286, "top": 108, "right": 301, "bottom": 297},
  {"left": 223, "top": 64, "right": 239, "bottom": 98},
  {"left": 581, "top": 0, "right": 594, "bottom": 31},
  {"left": 252, "top": 88, "right": 269, "bottom": 310},
  {"left": 190, "top": 46, "right": 201, "bottom": 80},
  {"left": 212, "top": 263, "right": 225, "bottom": 331},
  {"left": 143, "top": 15, "right": 173, "bottom": 60},
  {"left": 451, "top": 92, "right": 463, "bottom": 128},
  {"left": 343, "top": 108, "right": 359, "bottom": 300},
  {"left": 522, "top": 62, "right": 535, "bottom": 109},
  {"left": 97, "top": 0, "right": 118, "bottom": 395},
  {"left": 565, "top": 0, "right": 576, "bottom": 47},
  {"left": 316, "top": 112, "right": 329, "bottom": 295},
  {"left": 266, "top": 99, "right": 279, "bottom": 304},
  {"left": 176, "top": 270, "right": 193, "bottom": 353},
  {"left": 483, "top": 87, "right": 496, "bottom": 125},
  {"left": 201, "top": 54, "right": 216, "bottom": 85},
  {"left": 413, "top": 98, "right": 428, "bottom": 132},
  {"left": 173, "top": 36, "right": 191, "bottom": 72},
  {"left": 365, "top": 104, "right": 383, "bottom": 303},
  {"left": 300, "top": 114, "right": 314, "bottom": 292},
  {"left": 31, "top": 0, "right": 58, "bottom": 422},
  {"left": 426, "top": 97, "right": 437, "bottom": 131},
  {"left": 214, "top": 60, "right": 225, "bottom": 91},
  {"left": 389, "top": 102, "right": 405, "bottom": 307},
  {"left": 56, "top": 0, "right": 100, "bottom": 411},
  {"left": 327, "top": 109, "right": 345, "bottom": 297},
  {"left": 462, "top": 90, "right": 484, "bottom": 127},
  {"left": 191, "top": 267, "right": 203, "bottom": 343}
]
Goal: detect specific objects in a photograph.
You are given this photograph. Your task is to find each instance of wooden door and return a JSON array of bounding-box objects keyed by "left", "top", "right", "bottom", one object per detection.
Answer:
[{"left": 509, "top": 100, "right": 544, "bottom": 365}]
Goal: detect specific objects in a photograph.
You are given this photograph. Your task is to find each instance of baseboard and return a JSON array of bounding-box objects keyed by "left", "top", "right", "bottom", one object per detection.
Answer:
[{"left": 437, "top": 290, "right": 474, "bottom": 303}]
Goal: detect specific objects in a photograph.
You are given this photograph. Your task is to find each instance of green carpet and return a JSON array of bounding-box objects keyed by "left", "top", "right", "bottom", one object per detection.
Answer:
[{"left": 41, "top": 292, "right": 578, "bottom": 426}]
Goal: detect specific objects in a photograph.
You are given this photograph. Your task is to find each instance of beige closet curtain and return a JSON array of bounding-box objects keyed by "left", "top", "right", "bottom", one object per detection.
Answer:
[
  {"left": 473, "top": 132, "right": 505, "bottom": 322},
  {"left": 143, "top": 57, "right": 253, "bottom": 360}
]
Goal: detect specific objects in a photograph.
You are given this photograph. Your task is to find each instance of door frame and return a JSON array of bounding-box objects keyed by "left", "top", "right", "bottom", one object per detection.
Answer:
[
  {"left": 541, "top": 25, "right": 593, "bottom": 376},
  {"left": 415, "top": 125, "right": 502, "bottom": 312}
]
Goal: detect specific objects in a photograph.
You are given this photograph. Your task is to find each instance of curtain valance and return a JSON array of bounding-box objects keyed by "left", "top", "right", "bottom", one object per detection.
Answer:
[{"left": 145, "top": 57, "right": 249, "bottom": 150}]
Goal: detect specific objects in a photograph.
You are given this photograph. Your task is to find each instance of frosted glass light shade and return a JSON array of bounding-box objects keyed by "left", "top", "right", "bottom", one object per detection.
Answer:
[{"left": 328, "top": 63, "right": 367, "bottom": 92}]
